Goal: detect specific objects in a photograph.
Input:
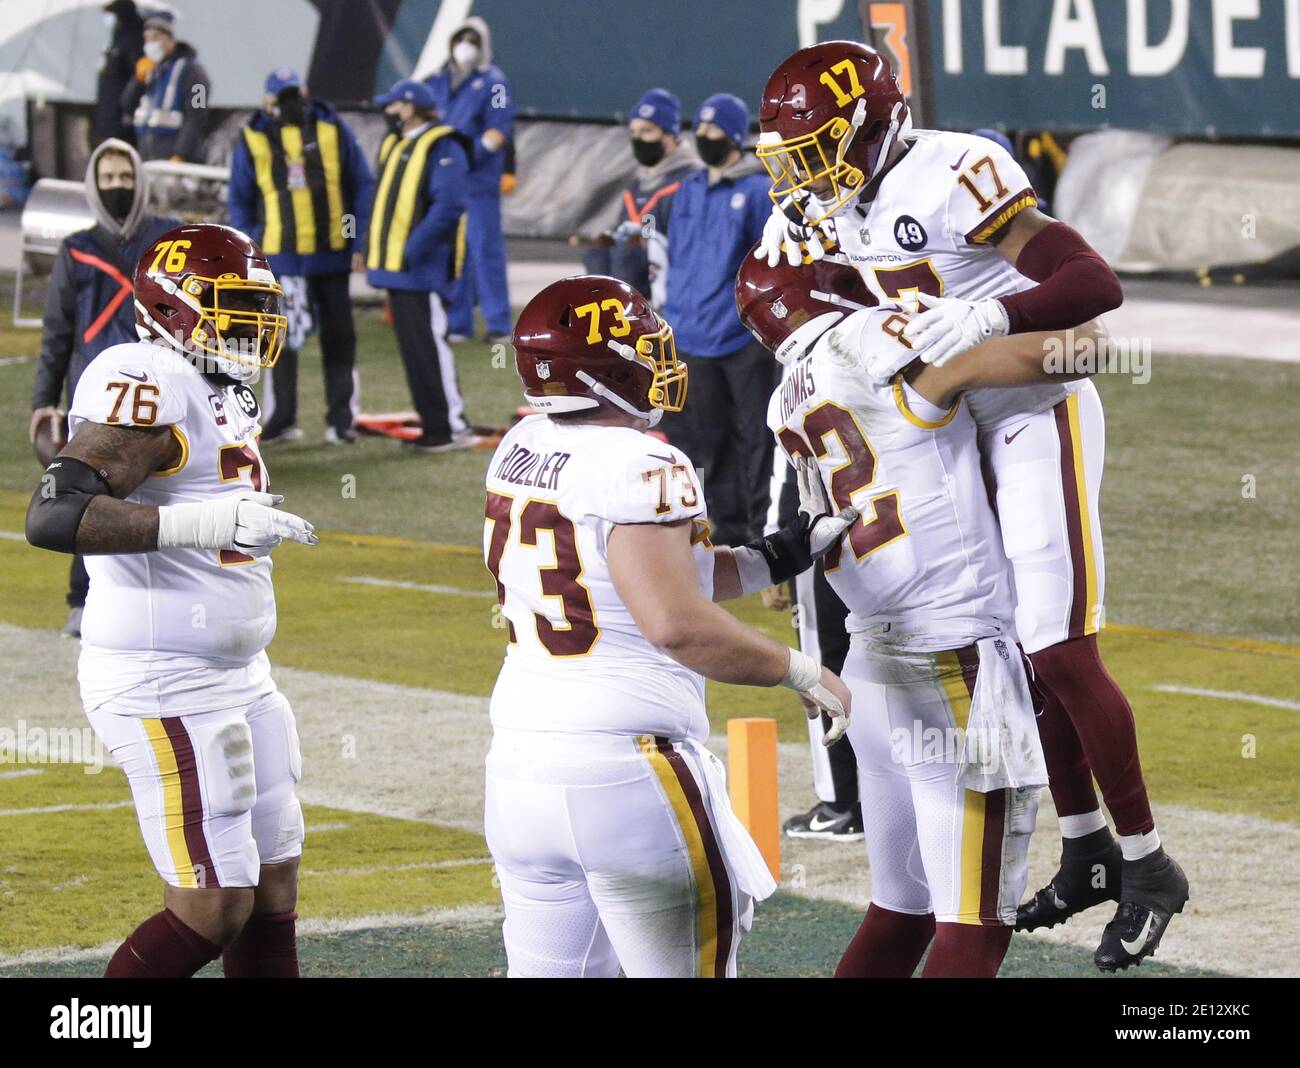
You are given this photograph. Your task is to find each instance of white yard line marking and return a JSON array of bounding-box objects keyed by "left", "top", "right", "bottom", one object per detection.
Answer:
[
  {"left": 340, "top": 575, "right": 494, "bottom": 598},
  {"left": 303, "top": 857, "right": 492, "bottom": 878},
  {"left": 0, "top": 356, "right": 32, "bottom": 367},
  {"left": 0, "top": 531, "right": 27, "bottom": 541},
  {"left": 0, "top": 800, "right": 132, "bottom": 817},
  {"left": 1152, "top": 684, "right": 1300, "bottom": 711},
  {"left": 0, "top": 768, "right": 45, "bottom": 780}
]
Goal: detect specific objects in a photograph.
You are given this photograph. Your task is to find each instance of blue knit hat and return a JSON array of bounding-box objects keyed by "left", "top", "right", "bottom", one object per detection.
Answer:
[
  {"left": 695, "top": 93, "right": 749, "bottom": 147},
  {"left": 630, "top": 88, "right": 681, "bottom": 135}
]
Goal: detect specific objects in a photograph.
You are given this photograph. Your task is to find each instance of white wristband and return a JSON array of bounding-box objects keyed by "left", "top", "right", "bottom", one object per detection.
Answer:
[
  {"left": 157, "top": 499, "right": 234, "bottom": 550},
  {"left": 780, "top": 647, "right": 821, "bottom": 692},
  {"left": 730, "top": 545, "right": 773, "bottom": 596}
]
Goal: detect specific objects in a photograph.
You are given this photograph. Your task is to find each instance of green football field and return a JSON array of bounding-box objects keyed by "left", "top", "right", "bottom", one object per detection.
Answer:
[{"left": 0, "top": 303, "right": 1296, "bottom": 977}]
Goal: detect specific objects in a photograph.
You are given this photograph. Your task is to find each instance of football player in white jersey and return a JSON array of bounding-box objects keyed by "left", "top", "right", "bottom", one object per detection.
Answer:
[
  {"left": 738, "top": 251, "right": 1106, "bottom": 977},
  {"left": 484, "top": 275, "right": 857, "bottom": 978},
  {"left": 26, "top": 224, "right": 317, "bottom": 978},
  {"left": 751, "top": 42, "right": 1187, "bottom": 970}
]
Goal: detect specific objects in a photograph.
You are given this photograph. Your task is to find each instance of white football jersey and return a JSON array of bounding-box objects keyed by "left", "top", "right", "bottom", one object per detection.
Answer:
[
  {"left": 768, "top": 309, "right": 1015, "bottom": 651},
  {"left": 829, "top": 129, "right": 1080, "bottom": 430},
  {"left": 485, "top": 414, "right": 715, "bottom": 741},
  {"left": 68, "top": 341, "right": 276, "bottom": 664}
]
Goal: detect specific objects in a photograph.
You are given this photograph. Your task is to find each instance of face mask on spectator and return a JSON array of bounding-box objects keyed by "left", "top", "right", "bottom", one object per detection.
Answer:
[
  {"left": 695, "top": 134, "right": 733, "bottom": 167},
  {"left": 99, "top": 186, "right": 134, "bottom": 221},
  {"left": 452, "top": 41, "right": 480, "bottom": 67},
  {"left": 385, "top": 111, "right": 404, "bottom": 135},
  {"left": 277, "top": 92, "right": 306, "bottom": 126},
  {"left": 143, "top": 39, "right": 165, "bottom": 62},
  {"left": 631, "top": 138, "right": 666, "bottom": 167}
]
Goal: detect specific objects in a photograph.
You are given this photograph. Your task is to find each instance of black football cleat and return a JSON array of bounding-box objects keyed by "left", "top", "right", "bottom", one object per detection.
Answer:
[
  {"left": 1094, "top": 848, "right": 1189, "bottom": 972},
  {"left": 782, "top": 801, "right": 863, "bottom": 842},
  {"left": 1016, "top": 827, "right": 1122, "bottom": 931}
]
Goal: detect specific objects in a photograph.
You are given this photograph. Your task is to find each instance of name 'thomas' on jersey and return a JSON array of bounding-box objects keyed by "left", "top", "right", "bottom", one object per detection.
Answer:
[
  {"left": 768, "top": 309, "right": 1014, "bottom": 650},
  {"left": 485, "top": 414, "right": 715, "bottom": 741},
  {"left": 68, "top": 341, "right": 275, "bottom": 664},
  {"left": 829, "top": 129, "right": 1080, "bottom": 430}
]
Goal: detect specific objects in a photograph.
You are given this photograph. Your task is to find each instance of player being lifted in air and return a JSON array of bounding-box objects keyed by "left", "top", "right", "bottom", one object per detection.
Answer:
[
  {"left": 738, "top": 252, "right": 1109, "bottom": 977},
  {"left": 751, "top": 41, "right": 1187, "bottom": 971},
  {"left": 483, "top": 275, "right": 856, "bottom": 978},
  {"left": 27, "top": 223, "right": 318, "bottom": 978}
]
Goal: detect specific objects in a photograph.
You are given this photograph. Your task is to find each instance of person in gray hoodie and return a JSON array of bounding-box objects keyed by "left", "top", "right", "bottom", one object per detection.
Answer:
[{"left": 29, "top": 138, "right": 180, "bottom": 636}]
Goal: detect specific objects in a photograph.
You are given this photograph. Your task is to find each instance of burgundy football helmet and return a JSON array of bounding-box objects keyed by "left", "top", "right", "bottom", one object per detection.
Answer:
[
  {"left": 134, "top": 223, "right": 286, "bottom": 381},
  {"left": 736, "top": 246, "right": 875, "bottom": 363},
  {"left": 756, "top": 41, "right": 909, "bottom": 225},
  {"left": 513, "top": 275, "right": 687, "bottom": 423}
]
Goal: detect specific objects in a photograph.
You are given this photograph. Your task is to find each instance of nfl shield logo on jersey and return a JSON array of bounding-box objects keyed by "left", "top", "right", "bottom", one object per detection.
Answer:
[
  {"left": 536, "top": 361, "right": 551, "bottom": 380},
  {"left": 771, "top": 298, "right": 788, "bottom": 319}
]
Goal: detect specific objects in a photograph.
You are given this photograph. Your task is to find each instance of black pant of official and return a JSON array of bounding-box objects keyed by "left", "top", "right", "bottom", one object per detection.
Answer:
[
  {"left": 387, "top": 288, "right": 464, "bottom": 445},
  {"left": 263, "top": 272, "right": 357, "bottom": 437},
  {"left": 663, "top": 338, "right": 779, "bottom": 546}
]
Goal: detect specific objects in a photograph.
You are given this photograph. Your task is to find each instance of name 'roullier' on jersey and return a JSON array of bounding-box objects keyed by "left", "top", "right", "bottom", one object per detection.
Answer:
[{"left": 133, "top": 222, "right": 287, "bottom": 383}]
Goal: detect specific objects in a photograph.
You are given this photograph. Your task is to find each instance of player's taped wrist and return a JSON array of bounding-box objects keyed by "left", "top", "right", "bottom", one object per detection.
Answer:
[
  {"left": 157, "top": 499, "right": 236, "bottom": 550},
  {"left": 732, "top": 521, "right": 815, "bottom": 595},
  {"left": 780, "top": 647, "right": 821, "bottom": 692}
]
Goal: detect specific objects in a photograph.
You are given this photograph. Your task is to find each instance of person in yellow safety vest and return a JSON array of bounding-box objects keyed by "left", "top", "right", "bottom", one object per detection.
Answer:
[
  {"left": 121, "top": 9, "right": 209, "bottom": 162},
  {"left": 365, "top": 79, "right": 473, "bottom": 453},
  {"left": 228, "top": 68, "right": 376, "bottom": 444}
]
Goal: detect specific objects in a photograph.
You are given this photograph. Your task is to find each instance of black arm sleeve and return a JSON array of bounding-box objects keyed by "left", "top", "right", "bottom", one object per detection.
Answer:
[{"left": 26, "top": 457, "right": 113, "bottom": 554}]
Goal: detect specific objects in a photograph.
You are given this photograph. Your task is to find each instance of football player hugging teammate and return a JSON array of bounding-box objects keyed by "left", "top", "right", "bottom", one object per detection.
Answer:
[
  {"left": 749, "top": 41, "right": 1188, "bottom": 972},
  {"left": 26, "top": 223, "right": 318, "bottom": 978},
  {"left": 483, "top": 275, "right": 859, "bottom": 978}
]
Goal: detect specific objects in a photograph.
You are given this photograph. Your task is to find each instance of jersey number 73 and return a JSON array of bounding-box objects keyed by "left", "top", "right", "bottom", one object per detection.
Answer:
[{"left": 485, "top": 493, "right": 600, "bottom": 657}]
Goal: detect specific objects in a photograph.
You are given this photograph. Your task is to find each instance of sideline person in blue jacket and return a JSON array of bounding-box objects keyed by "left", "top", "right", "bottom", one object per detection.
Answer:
[
  {"left": 366, "top": 79, "right": 472, "bottom": 452},
  {"left": 30, "top": 138, "right": 179, "bottom": 636},
  {"left": 229, "top": 68, "right": 375, "bottom": 443},
  {"left": 424, "top": 15, "right": 515, "bottom": 343},
  {"left": 662, "top": 93, "right": 774, "bottom": 545}
]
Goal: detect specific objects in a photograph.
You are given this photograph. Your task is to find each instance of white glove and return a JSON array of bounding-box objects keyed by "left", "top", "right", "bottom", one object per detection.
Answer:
[
  {"left": 158, "top": 491, "right": 318, "bottom": 556},
  {"left": 782, "top": 648, "right": 851, "bottom": 746},
  {"left": 795, "top": 455, "right": 857, "bottom": 558},
  {"left": 755, "top": 198, "right": 836, "bottom": 267},
  {"left": 902, "top": 292, "right": 1010, "bottom": 368}
]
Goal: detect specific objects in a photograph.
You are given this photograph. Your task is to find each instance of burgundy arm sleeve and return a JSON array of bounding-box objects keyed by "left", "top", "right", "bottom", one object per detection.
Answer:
[{"left": 996, "top": 221, "right": 1123, "bottom": 334}]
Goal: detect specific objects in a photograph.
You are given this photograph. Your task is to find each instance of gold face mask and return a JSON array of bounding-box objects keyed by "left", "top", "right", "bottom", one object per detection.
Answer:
[
  {"left": 755, "top": 116, "right": 865, "bottom": 226},
  {"left": 186, "top": 272, "right": 288, "bottom": 373},
  {"left": 634, "top": 319, "right": 688, "bottom": 412}
]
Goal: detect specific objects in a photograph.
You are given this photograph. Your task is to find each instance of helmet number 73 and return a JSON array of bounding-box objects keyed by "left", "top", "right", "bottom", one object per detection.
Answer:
[
  {"left": 777, "top": 401, "right": 906, "bottom": 570},
  {"left": 573, "top": 299, "right": 632, "bottom": 344}
]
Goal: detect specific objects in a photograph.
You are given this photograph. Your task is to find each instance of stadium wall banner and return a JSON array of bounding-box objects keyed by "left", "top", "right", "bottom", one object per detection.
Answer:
[{"left": 927, "top": 0, "right": 1300, "bottom": 138}]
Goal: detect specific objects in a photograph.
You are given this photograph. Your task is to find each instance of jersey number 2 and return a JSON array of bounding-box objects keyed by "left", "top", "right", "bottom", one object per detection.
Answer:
[
  {"left": 778, "top": 402, "right": 906, "bottom": 569},
  {"left": 485, "top": 493, "right": 599, "bottom": 657}
]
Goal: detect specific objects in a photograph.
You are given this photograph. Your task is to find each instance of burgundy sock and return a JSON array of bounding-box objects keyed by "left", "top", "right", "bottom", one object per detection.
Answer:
[
  {"left": 835, "top": 904, "right": 935, "bottom": 978},
  {"left": 222, "top": 910, "right": 299, "bottom": 978},
  {"left": 921, "top": 923, "right": 1013, "bottom": 978},
  {"left": 104, "top": 909, "right": 221, "bottom": 978},
  {"left": 1034, "top": 687, "right": 1101, "bottom": 819},
  {"left": 1030, "top": 635, "right": 1154, "bottom": 835}
]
